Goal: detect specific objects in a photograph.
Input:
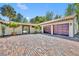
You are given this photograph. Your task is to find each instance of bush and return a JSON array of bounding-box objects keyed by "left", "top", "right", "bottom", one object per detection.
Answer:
[
  {"left": 7, "top": 22, "right": 18, "bottom": 28},
  {"left": 7, "top": 22, "right": 19, "bottom": 35}
]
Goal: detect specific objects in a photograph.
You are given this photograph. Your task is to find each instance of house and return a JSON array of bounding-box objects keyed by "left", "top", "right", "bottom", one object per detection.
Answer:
[
  {"left": 0, "top": 15, "right": 78, "bottom": 37},
  {"left": 40, "top": 15, "right": 79, "bottom": 37}
]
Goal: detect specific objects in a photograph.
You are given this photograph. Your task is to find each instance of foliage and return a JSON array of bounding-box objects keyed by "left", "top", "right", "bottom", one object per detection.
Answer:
[
  {"left": 7, "top": 22, "right": 18, "bottom": 28},
  {"left": 45, "top": 11, "right": 53, "bottom": 20},
  {"left": 22, "top": 17, "right": 28, "bottom": 23},
  {"left": 65, "top": 4, "right": 75, "bottom": 16},
  {"left": 7, "top": 22, "right": 19, "bottom": 33},
  {"left": 65, "top": 3, "right": 79, "bottom": 25},
  {"left": 74, "top": 3, "right": 79, "bottom": 24},
  {"left": 30, "top": 16, "right": 46, "bottom": 24},
  {"left": 54, "top": 15, "right": 61, "bottom": 19},
  {"left": 11, "top": 13, "right": 23, "bottom": 22},
  {"left": 1, "top": 24, "right": 6, "bottom": 36},
  {"left": 0, "top": 4, "right": 16, "bottom": 21},
  {"left": 33, "top": 25, "right": 41, "bottom": 33},
  {"left": 30, "top": 11, "right": 54, "bottom": 24}
]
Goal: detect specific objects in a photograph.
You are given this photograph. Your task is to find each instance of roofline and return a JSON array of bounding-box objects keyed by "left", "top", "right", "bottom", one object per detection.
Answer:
[
  {"left": 0, "top": 14, "right": 76, "bottom": 26},
  {"left": 39, "top": 14, "right": 76, "bottom": 25},
  {"left": 0, "top": 20, "right": 38, "bottom": 26}
]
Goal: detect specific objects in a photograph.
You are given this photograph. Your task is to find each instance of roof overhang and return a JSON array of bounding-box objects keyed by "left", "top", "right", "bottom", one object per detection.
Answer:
[
  {"left": 0, "top": 20, "right": 38, "bottom": 26},
  {"left": 39, "top": 14, "right": 76, "bottom": 25}
]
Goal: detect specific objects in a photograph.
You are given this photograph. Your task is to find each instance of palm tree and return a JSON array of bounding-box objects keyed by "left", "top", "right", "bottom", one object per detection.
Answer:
[{"left": 0, "top": 4, "right": 16, "bottom": 21}]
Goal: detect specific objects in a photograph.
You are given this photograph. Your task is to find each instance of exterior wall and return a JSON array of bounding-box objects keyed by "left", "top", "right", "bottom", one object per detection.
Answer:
[
  {"left": 41, "top": 25, "right": 44, "bottom": 33},
  {"left": 4, "top": 26, "right": 13, "bottom": 35},
  {"left": 0, "top": 23, "right": 2, "bottom": 36},
  {"left": 69, "top": 20, "right": 74, "bottom": 37},
  {"left": 73, "top": 17, "right": 78, "bottom": 34},
  {"left": 30, "top": 26, "right": 36, "bottom": 33},
  {"left": 4, "top": 26, "right": 22, "bottom": 35},
  {"left": 41, "top": 19, "right": 75, "bottom": 37},
  {"left": 15, "top": 26, "right": 22, "bottom": 34}
]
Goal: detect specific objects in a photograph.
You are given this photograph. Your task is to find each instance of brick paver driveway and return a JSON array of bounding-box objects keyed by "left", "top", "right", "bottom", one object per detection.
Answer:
[{"left": 0, "top": 34, "right": 79, "bottom": 56}]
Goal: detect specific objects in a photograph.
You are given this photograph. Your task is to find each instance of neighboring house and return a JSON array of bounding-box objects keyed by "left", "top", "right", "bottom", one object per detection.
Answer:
[{"left": 40, "top": 15, "right": 78, "bottom": 37}]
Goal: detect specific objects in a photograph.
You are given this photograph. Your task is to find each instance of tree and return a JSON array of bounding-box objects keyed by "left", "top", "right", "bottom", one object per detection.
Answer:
[
  {"left": 22, "top": 17, "right": 28, "bottom": 23},
  {"left": 30, "top": 18, "right": 35, "bottom": 23},
  {"left": 65, "top": 3, "right": 79, "bottom": 30},
  {"left": 45, "top": 11, "right": 53, "bottom": 20},
  {"left": 0, "top": 4, "right": 16, "bottom": 21},
  {"left": 74, "top": 3, "right": 79, "bottom": 30},
  {"left": 54, "top": 15, "right": 61, "bottom": 19},
  {"left": 74, "top": 3, "right": 79, "bottom": 23},
  {"left": 65, "top": 4, "right": 75, "bottom": 16},
  {"left": 30, "top": 16, "right": 46, "bottom": 24},
  {"left": 12, "top": 13, "right": 23, "bottom": 22}
]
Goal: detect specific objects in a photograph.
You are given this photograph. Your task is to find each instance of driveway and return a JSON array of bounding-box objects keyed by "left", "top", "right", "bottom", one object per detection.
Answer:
[{"left": 0, "top": 34, "right": 79, "bottom": 56}]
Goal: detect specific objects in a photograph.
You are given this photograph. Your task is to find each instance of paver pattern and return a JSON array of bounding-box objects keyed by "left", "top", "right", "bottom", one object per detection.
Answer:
[{"left": 0, "top": 34, "right": 79, "bottom": 56}]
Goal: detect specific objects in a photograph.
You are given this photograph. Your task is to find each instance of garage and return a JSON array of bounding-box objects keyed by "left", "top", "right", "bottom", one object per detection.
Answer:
[
  {"left": 43, "top": 25, "right": 51, "bottom": 34},
  {"left": 53, "top": 23, "right": 69, "bottom": 36},
  {"left": 41, "top": 15, "right": 78, "bottom": 37}
]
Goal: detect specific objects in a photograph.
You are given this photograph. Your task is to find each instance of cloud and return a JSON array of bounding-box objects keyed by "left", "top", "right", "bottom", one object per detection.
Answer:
[{"left": 17, "top": 4, "right": 28, "bottom": 10}]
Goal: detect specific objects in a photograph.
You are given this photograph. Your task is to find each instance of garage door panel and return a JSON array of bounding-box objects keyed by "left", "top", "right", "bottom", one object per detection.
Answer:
[
  {"left": 53, "top": 23, "right": 69, "bottom": 36},
  {"left": 44, "top": 25, "right": 51, "bottom": 34}
]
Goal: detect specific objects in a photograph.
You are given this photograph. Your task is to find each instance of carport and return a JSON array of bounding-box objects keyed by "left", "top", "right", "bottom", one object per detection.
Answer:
[{"left": 0, "top": 21, "right": 37, "bottom": 36}]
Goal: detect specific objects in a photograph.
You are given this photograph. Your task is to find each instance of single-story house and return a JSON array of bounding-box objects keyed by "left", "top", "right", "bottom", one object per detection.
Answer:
[
  {"left": 0, "top": 15, "right": 79, "bottom": 37},
  {"left": 40, "top": 15, "right": 79, "bottom": 37}
]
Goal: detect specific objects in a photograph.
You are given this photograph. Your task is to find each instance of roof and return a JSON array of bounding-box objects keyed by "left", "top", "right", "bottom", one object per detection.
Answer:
[
  {"left": 18, "top": 23, "right": 38, "bottom": 26},
  {"left": 39, "top": 14, "right": 76, "bottom": 25},
  {"left": 0, "top": 20, "right": 38, "bottom": 26},
  {"left": 0, "top": 15, "right": 76, "bottom": 26}
]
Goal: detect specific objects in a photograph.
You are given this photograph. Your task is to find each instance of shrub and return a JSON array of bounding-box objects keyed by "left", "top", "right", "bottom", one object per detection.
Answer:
[{"left": 7, "top": 22, "right": 19, "bottom": 35}]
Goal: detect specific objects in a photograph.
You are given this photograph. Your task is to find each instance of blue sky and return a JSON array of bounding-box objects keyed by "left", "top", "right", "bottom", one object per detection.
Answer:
[{"left": 0, "top": 3, "right": 68, "bottom": 21}]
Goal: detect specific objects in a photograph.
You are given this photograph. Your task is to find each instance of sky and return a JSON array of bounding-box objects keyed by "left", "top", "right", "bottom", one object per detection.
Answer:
[{"left": 0, "top": 3, "right": 68, "bottom": 21}]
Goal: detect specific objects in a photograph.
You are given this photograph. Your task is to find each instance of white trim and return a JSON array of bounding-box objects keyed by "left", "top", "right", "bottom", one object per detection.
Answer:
[
  {"left": 69, "top": 21, "right": 74, "bottom": 37},
  {"left": 41, "top": 26, "right": 44, "bottom": 33},
  {"left": 51, "top": 25, "right": 53, "bottom": 35},
  {"left": 40, "top": 15, "right": 76, "bottom": 25}
]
